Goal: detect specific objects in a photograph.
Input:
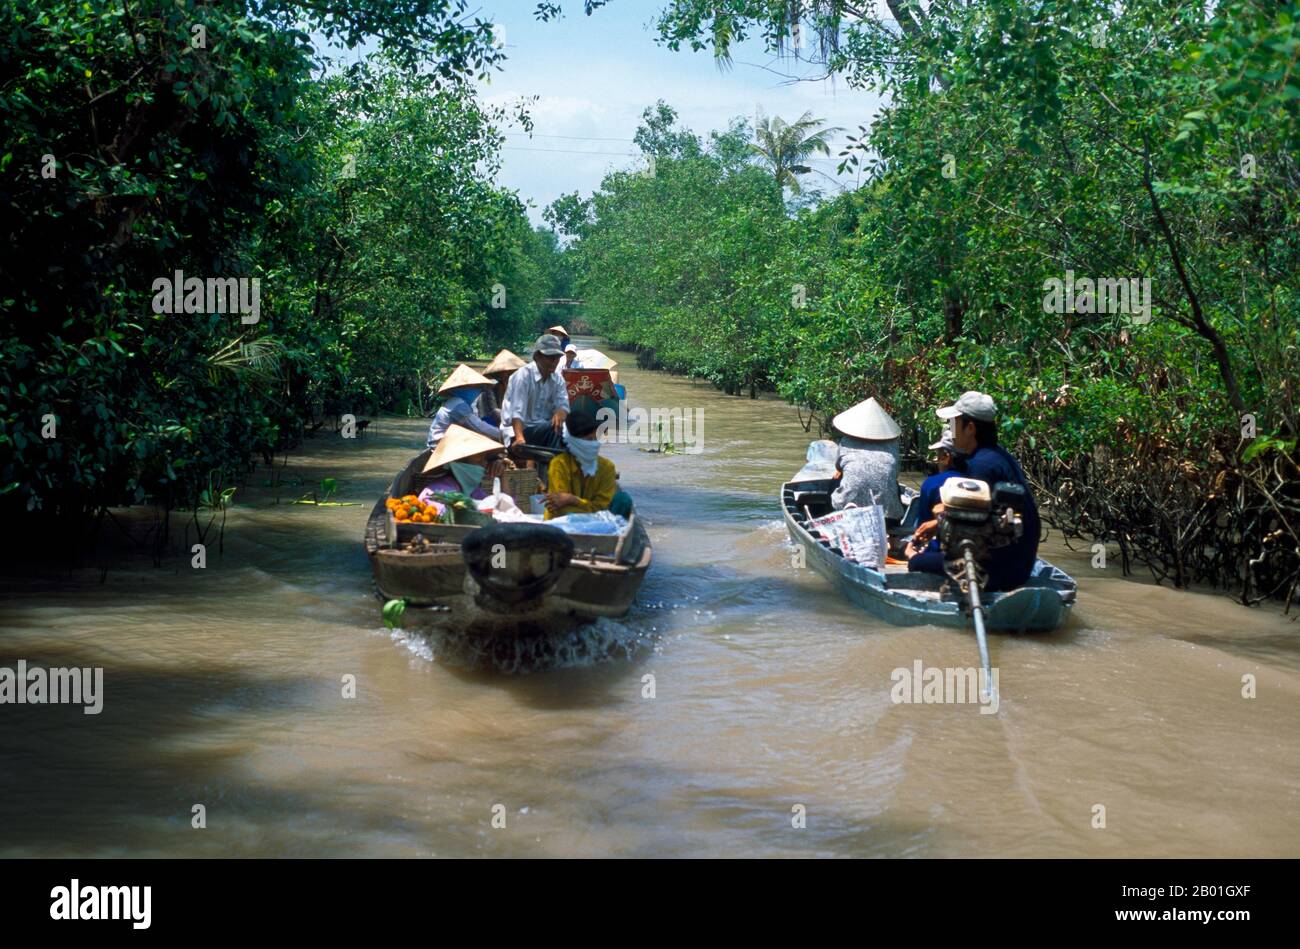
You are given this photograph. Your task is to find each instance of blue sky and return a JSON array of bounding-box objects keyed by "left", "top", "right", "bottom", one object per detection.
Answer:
[{"left": 469, "top": 1, "right": 886, "bottom": 225}]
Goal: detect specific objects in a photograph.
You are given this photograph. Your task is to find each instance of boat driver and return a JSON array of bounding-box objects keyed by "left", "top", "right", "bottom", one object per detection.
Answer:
[{"left": 905, "top": 391, "right": 1041, "bottom": 592}]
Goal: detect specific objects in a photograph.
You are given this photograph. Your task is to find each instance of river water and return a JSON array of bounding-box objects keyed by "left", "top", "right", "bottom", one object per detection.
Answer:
[{"left": 2, "top": 343, "right": 1297, "bottom": 857}]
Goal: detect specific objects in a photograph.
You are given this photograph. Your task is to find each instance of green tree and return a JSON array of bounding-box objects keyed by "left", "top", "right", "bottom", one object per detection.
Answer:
[{"left": 0, "top": 2, "right": 539, "bottom": 539}]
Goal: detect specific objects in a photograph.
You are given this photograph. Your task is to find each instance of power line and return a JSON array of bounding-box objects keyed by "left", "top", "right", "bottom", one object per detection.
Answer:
[
  {"left": 502, "top": 145, "right": 640, "bottom": 156},
  {"left": 503, "top": 131, "right": 868, "bottom": 149},
  {"left": 504, "top": 132, "right": 638, "bottom": 142}
]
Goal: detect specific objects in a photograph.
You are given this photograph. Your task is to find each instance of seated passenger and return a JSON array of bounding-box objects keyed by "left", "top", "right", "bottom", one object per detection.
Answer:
[
  {"left": 830, "top": 397, "right": 906, "bottom": 522},
  {"left": 500, "top": 334, "right": 570, "bottom": 451},
  {"left": 477, "top": 349, "right": 525, "bottom": 426},
  {"left": 906, "top": 391, "right": 1041, "bottom": 592},
  {"left": 543, "top": 409, "right": 632, "bottom": 519},
  {"left": 419, "top": 424, "right": 505, "bottom": 502},
  {"left": 563, "top": 343, "right": 583, "bottom": 369},
  {"left": 903, "top": 425, "right": 967, "bottom": 560},
  {"left": 427, "top": 364, "right": 503, "bottom": 449},
  {"left": 546, "top": 324, "right": 571, "bottom": 350}
]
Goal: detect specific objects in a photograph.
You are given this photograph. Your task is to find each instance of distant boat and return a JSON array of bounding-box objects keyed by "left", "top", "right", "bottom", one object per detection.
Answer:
[
  {"left": 366, "top": 450, "right": 651, "bottom": 629},
  {"left": 782, "top": 442, "right": 1076, "bottom": 632},
  {"left": 563, "top": 364, "right": 625, "bottom": 421},
  {"left": 466, "top": 351, "right": 626, "bottom": 420}
]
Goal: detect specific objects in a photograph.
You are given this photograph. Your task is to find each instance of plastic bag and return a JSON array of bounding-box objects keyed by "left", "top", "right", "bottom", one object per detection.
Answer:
[
  {"left": 791, "top": 439, "right": 840, "bottom": 483},
  {"left": 477, "top": 477, "right": 521, "bottom": 515},
  {"left": 492, "top": 506, "right": 545, "bottom": 523},
  {"left": 482, "top": 478, "right": 544, "bottom": 522},
  {"left": 546, "top": 510, "right": 628, "bottom": 535}
]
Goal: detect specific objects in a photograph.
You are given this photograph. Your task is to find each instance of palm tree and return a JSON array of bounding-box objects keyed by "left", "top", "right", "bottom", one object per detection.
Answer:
[
  {"left": 749, "top": 109, "right": 843, "bottom": 194},
  {"left": 204, "top": 335, "right": 287, "bottom": 389}
]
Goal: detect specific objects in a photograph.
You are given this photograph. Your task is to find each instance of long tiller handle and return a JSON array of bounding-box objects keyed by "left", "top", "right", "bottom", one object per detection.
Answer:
[{"left": 960, "top": 542, "right": 997, "bottom": 706}]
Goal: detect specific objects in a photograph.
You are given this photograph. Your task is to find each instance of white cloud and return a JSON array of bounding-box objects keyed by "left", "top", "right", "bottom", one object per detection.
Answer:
[{"left": 476, "top": 4, "right": 885, "bottom": 224}]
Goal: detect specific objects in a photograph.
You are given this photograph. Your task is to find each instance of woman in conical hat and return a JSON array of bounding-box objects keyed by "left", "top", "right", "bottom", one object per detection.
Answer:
[
  {"left": 829, "top": 396, "right": 906, "bottom": 521},
  {"left": 484, "top": 349, "right": 525, "bottom": 376},
  {"left": 831, "top": 396, "right": 901, "bottom": 441},
  {"left": 479, "top": 349, "right": 526, "bottom": 424},
  {"left": 427, "top": 363, "right": 502, "bottom": 449},
  {"left": 438, "top": 363, "right": 495, "bottom": 395},
  {"left": 419, "top": 424, "right": 504, "bottom": 501},
  {"left": 545, "top": 324, "right": 571, "bottom": 347}
]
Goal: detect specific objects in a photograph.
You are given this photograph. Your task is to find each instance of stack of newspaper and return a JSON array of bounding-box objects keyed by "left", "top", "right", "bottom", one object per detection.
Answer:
[{"left": 806, "top": 505, "right": 888, "bottom": 568}]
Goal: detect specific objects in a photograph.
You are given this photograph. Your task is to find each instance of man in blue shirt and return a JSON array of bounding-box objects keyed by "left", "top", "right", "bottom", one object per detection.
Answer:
[{"left": 906, "top": 391, "right": 1041, "bottom": 592}]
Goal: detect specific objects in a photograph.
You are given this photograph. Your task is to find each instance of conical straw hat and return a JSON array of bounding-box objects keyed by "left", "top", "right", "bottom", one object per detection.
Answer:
[
  {"left": 437, "top": 363, "right": 495, "bottom": 394},
  {"left": 576, "top": 348, "right": 617, "bottom": 369},
  {"left": 832, "top": 397, "right": 901, "bottom": 441},
  {"left": 483, "top": 349, "right": 525, "bottom": 376},
  {"left": 546, "top": 324, "right": 570, "bottom": 337},
  {"left": 422, "top": 424, "right": 503, "bottom": 473}
]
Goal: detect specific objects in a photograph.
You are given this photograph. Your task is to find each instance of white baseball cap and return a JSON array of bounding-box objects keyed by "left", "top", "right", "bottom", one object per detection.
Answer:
[
  {"left": 936, "top": 391, "right": 997, "bottom": 422},
  {"left": 927, "top": 426, "right": 956, "bottom": 452}
]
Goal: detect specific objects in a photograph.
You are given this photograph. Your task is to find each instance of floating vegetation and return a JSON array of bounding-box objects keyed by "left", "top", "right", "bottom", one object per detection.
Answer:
[{"left": 292, "top": 477, "right": 361, "bottom": 507}]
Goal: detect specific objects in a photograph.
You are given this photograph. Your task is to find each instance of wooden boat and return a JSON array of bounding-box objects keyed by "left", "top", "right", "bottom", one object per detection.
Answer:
[
  {"left": 782, "top": 454, "right": 1076, "bottom": 632},
  {"left": 365, "top": 450, "right": 652, "bottom": 630},
  {"left": 563, "top": 367, "right": 625, "bottom": 421}
]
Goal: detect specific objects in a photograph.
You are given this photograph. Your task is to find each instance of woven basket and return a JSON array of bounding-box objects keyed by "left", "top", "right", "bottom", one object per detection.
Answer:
[{"left": 482, "top": 467, "right": 541, "bottom": 513}]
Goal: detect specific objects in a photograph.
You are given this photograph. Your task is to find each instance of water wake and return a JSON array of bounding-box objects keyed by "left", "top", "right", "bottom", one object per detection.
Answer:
[{"left": 385, "top": 614, "right": 658, "bottom": 674}]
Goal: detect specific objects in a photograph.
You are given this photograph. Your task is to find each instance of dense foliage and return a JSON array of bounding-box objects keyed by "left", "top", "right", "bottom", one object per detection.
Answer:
[
  {"left": 0, "top": 1, "right": 563, "bottom": 533},
  {"left": 560, "top": 1, "right": 1299, "bottom": 602},
  {"left": 2, "top": 0, "right": 1294, "bottom": 600}
]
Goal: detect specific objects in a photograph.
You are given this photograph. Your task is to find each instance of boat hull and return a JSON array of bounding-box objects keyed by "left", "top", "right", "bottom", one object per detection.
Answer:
[
  {"left": 366, "top": 452, "right": 651, "bottom": 631},
  {"left": 782, "top": 478, "right": 1075, "bottom": 632}
]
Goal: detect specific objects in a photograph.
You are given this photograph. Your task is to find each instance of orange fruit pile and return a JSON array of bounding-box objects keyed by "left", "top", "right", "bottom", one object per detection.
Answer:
[{"left": 387, "top": 494, "right": 440, "bottom": 523}]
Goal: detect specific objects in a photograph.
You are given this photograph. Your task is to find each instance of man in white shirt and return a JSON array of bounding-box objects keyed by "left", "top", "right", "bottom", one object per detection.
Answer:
[{"left": 500, "top": 334, "right": 570, "bottom": 449}]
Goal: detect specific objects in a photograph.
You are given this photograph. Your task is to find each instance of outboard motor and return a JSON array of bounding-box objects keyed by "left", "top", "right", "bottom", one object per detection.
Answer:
[
  {"left": 938, "top": 478, "right": 1025, "bottom": 568},
  {"left": 936, "top": 477, "right": 1026, "bottom": 708},
  {"left": 461, "top": 523, "right": 574, "bottom": 613}
]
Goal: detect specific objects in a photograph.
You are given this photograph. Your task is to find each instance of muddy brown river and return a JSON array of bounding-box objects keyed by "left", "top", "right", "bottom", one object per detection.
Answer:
[{"left": 1, "top": 343, "right": 1297, "bottom": 857}]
